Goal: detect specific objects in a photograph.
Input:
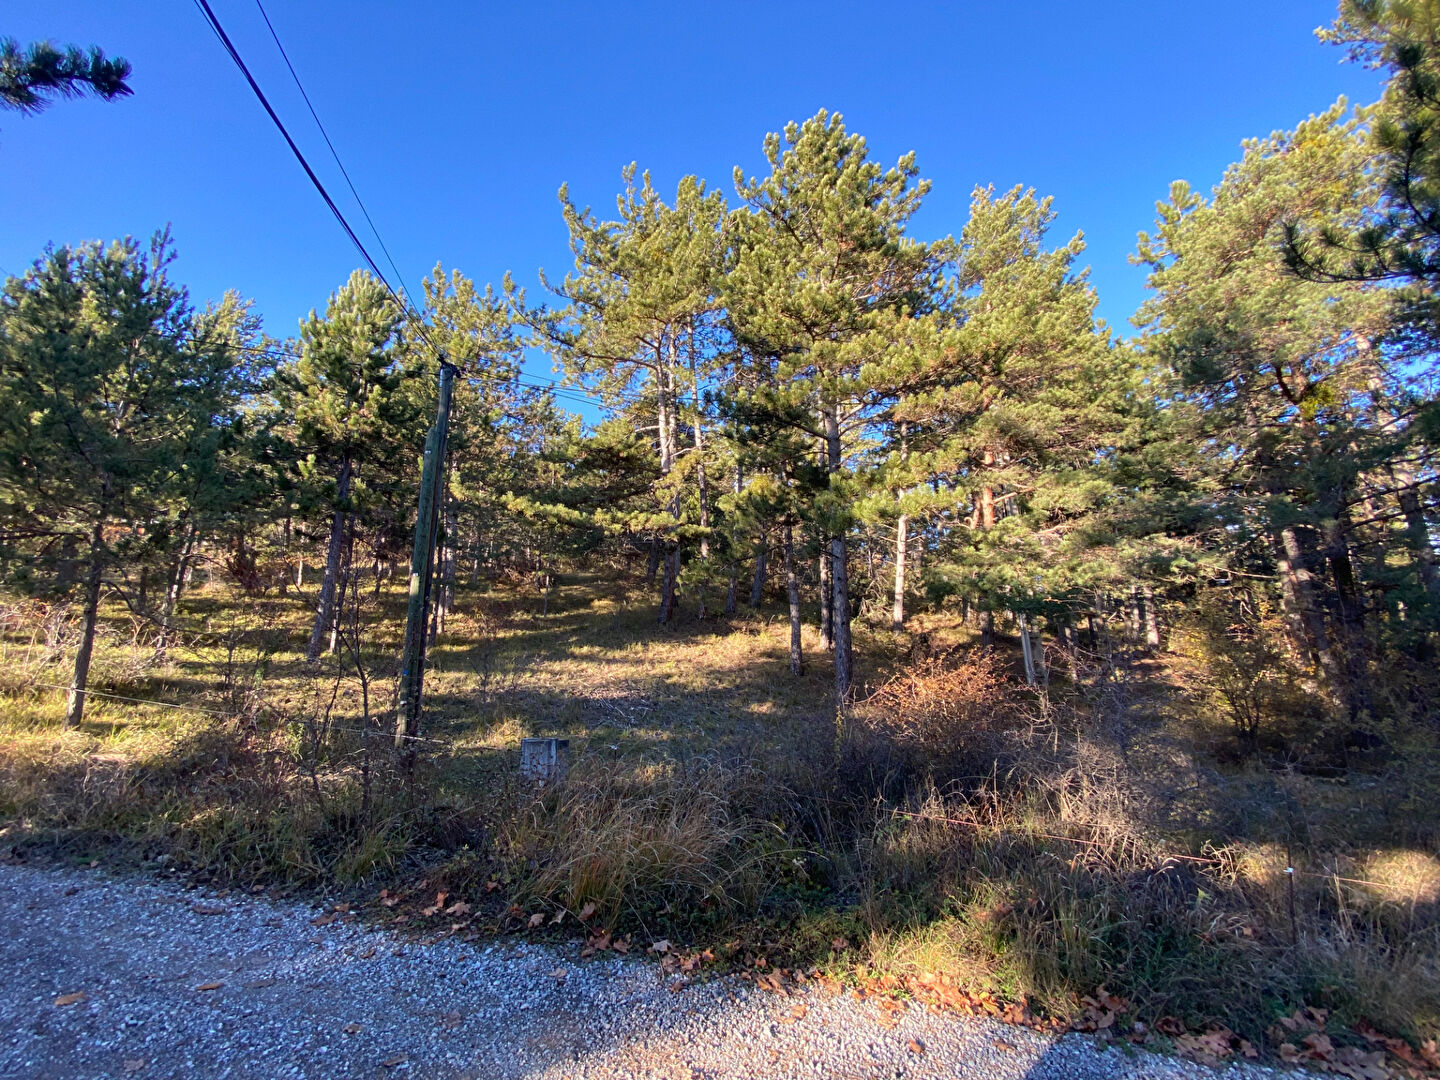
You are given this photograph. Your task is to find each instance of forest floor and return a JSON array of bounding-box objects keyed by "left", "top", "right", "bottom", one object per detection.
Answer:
[{"left": 0, "top": 567, "right": 1437, "bottom": 1076}]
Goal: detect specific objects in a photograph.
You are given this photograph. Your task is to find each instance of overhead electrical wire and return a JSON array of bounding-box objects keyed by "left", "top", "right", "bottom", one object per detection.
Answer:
[
  {"left": 250, "top": 0, "right": 414, "bottom": 311},
  {"left": 191, "top": 5, "right": 609, "bottom": 413},
  {"left": 191, "top": 0, "right": 404, "bottom": 309}
]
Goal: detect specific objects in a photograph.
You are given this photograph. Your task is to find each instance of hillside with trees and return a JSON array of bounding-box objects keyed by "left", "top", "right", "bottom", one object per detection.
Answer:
[{"left": 3, "top": 3, "right": 1440, "bottom": 1069}]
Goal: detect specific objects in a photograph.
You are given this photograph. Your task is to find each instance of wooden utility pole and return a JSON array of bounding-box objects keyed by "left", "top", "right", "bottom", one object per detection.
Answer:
[{"left": 396, "top": 358, "right": 457, "bottom": 746}]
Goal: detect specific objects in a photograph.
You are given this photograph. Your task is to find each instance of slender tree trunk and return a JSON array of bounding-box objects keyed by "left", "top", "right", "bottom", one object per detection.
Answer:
[
  {"left": 825, "top": 405, "right": 854, "bottom": 700},
  {"left": 818, "top": 549, "right": 833, "bottom": 650},
  {"left": 65, "top": 518, "right": 107, "bottom": 729},
  {"left": 331, "top": 515, "right": 353, "bottom": 655},
  {"left": 156, "top": 519, "right": 197, "bottom": 657},
  {"left": 307, "top": 455, "right": 353, "bottom": 661},
  {"left": 646, "top": 540, "right": 660, "bottom": 584},
  {"left": 1141, "top": 584, "right": 1161, "bottom": 648},
  {"left": 982, "top": 610, "right": 995, "bottom": 649},
  {"left": 689, "top": 335, "right": 710, "bottom": 559},
  {"left": 749, "top": 541, "right": 768, "bottom": 607},
  {"left": 724, "top": 569, "right": 737, "bottom": 615},
  {"left": 1398, "top": 486, "right": 1440, "bottom": 603},
  {"left": 785, "top": 523, "right": 803, "bottom": 676},
  {"left": 892, "top": 514, "right": 908, "bottom": 630},
  {"left": 1018, "top": 612, "right": 1037, "bottom": 687}
]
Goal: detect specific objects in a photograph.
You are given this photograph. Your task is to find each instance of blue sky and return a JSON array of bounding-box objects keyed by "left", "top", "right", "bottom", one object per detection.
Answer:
[{"left": 4, "top": 1, "right": 1385, "bottom": 397}]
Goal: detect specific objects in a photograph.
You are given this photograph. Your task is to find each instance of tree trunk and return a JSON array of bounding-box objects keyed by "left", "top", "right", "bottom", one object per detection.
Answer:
[
  {"left": 307, "top": 455, "right": 353, "bottom": 661},
  {"left": 1398, "top": 486, "right": 1440, "bottom": 603},
  {"left": 819, "top": 550, "right": 833, "bottom": 650},
  {"left": 785, "top": 523, "right": 803, "bottom": 676},
  {"left": 825, "top": 405, "right": 854, "bottom": 701},
  {"left": 65, "top": 519, "right": 107, "bottom": 728},
  {"left": 1276, "top": 525, "right": 1341, "bottom": 684},
  {"left": 724, "top": 569, "right": 737, "bottom": 615},
  {"left": 749, "top": 541, "right": 768, "bottom": 607},
  {"left": 982, "top": 610, "right": 995, "bottom": 648},
  {"left": 659, "top": 546, "right": 680, "bottom": 625},
  {"left": 156, "top": 519, "right": 197, "bottom": 657},
  {"left": 1141, "top": 584, "right": 1161, "bottom": 648},
  {"left": 1018, "top": 612, "right": 1037, "bottom": 687},
  {"left": 892, "top": 514, "right": 908, "bottom": 630},
  {"left": 689, "top": 336, "right": 710, "bottom": 559},
  {"left": 646, "top": 539, "right": 660, "bottom": 584}
]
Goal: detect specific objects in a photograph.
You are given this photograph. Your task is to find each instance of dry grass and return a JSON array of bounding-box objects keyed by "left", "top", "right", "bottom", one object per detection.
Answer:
[{"left": 0, "top": 568, "right": 1437, "bottom": 1052}]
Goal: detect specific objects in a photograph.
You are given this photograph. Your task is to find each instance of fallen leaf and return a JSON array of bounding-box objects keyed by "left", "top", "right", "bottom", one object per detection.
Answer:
[
  {"left": 551, "top": 967, "right": 567, "bottom": 980},
  {"left": 444, "top": 900, "right": 471, "bottom": 916},
  {"left": 310, "top": 912, "right": 340, "bottom": 927},
  {"left": 195, "top": 982, "right": 223, "bottom": 992},
  {"left": 484, "top": 880, "right": 500, "bottom": 892},
  {"left": 908, "top": 1038, "right": 926, "bottom": 1055},
  {"left": 358, "top": 948, "right": 376, "bottom": 960},
  {"left": 650, "top": 939, "right": 671, "bottom": 954},
  {"left": 611, "top": 935, "right": 631, "bottom": 955},
  {"left": 190, "top": 904, "right": 226, "bottom": 916},
  {"left": 342, "top": 1023, "right": 362, "bottom": 1034},
  {"left": 53, "top": 992, "right": 85, "bottom": 1007},
  {"left": 577, "top": 901, "right": 597, "bottom": 922},
  {"left": 527, "top": 912, "right": 545, "bottom": 929},
  {"left": 550, "top": 910, "right": 565, "bottom": 925},
  {"left": 123, "top": 1060, "right": 145, "bottom": 1074},
  {"left": 830, "top": 936, "right": 850, "bottom": 950},
  {"left": 380, "top": 1054, "right": 407, "bottom": 1068},
  {"left": 379, "top": 889, "right": 400, "bottom": 908}
]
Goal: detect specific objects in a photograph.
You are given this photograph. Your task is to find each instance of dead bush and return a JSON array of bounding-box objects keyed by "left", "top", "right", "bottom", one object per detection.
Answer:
[{"left": 862, "top": 648, "right": 1016, "bottom": 756}]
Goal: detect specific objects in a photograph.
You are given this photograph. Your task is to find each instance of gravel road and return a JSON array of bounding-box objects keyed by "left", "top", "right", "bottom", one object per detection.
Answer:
[{"left": 0, "top": 863, "right": 1305, "bottom": 1080}]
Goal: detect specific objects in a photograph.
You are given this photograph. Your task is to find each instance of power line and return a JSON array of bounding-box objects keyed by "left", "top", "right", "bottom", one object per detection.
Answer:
[
  {"left": 191, "top": 0, "right": 404, "bottom": 311},
  {"left": 251, "top": 0, "right": 415, "bottom": 311}
]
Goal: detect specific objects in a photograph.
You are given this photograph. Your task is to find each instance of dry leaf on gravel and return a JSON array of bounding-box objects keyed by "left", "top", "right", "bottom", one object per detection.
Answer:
[
  {"left": 577, "top": 901, "right": 596, "bottom": 922},
  {"left": 123, "top": 1060, "right": 145, "bottom": 1074},
  {"left": 908, "top": 1038, "right": 926, "bottom": 1055},
  {"left": 190, "top": 904, "right": 226, "bottom": 916},
  {"left": 650, "top": 939, "right": 671, "bottom": 954},
  {"left": 52, "top": 992, "right": 85, "bottom": 1007},
  {"left": 342, "top": 1023, "right": 362, "bottom": 1034},
  {"left": 194, "top": 982, "right": 223, "bottom": 992},
  {"left": 527, "top": 913, "right": 545, "bottom": 929},
  {"left": 380, "top": 1054, "right": 407, "bottom": 1068}
]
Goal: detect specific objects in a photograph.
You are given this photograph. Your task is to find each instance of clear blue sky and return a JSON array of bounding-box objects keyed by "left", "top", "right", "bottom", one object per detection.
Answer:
[{"left": 4, "top": 1, "right": 1385, "bottom": 394}]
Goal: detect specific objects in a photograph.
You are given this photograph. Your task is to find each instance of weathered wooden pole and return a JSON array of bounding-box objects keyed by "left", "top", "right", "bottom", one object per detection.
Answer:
[{"left": 396, "top": 358, "right": 457, "bottom": 746}]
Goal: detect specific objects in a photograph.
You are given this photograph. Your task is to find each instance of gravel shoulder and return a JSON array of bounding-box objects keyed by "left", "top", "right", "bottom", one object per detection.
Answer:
[{"left": 0, "top": 863, "right": 1304, "bottom": 1080}]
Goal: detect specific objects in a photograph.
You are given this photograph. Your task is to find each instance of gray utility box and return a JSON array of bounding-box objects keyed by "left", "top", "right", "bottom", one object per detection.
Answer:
[{"left": 520, "top": 737, "right": 569, "bottom": 789}]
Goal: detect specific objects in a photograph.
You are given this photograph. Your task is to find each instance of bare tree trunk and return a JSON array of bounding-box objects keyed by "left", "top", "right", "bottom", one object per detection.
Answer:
[
  {"left": 1142, "top": 584, "right": 1161, "bottom": 648},
  {"left": 65, "top": 518, "right": 107, "bottom": 728},
  {"left": 1398, "top": 486, "right": 1440, "bottom": 603},
  {"left": 689, "top": 334, "right": 710, "bottom": 559},
  {"left": 1276, "top": 525, "right": 1341, "bottom": 684},
  {"left": 646, "top": 540, "right": 660, "bottom": 584},
  {"left": 1018, "top": 612, "right": 1037, "bottom": 687},
  {"left": 307, "top": 456, "right": 353, "bottom": 661},
  {"left": 825, "top": 405, "right": 854, "bottom": 701},
  {"left": 749, "top": 541, "right": 767, "bottom": 606},
  {"left": 982, "top": 610, "right": 995, "bottom": 649},
  {"left": 892, "top": 514, "right": 908, "bottom": 630},
  {"left": 156, "top": 519, "right": 197, "bottom": 657},
  {"left": 785, "top": 523, "right": 803, "bottom": 676},
  {"left": 818, "top": 549, "right": 833, "bottom": 650}
]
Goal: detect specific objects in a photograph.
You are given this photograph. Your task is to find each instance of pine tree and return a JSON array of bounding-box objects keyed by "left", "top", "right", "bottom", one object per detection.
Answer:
[
  {"left": 0, "top": 234, "right": 242, "bottom": 725},
  {"left": 278, "top": 271, "right": 409, "bottom": 661},
  {"left": 726, "top": 109, "right": 949, "bottom": 700}
]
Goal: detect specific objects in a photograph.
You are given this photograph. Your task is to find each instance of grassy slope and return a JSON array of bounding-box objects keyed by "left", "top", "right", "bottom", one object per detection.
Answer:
[{"left": 0, "top": 567, "right": 1437, "bottom": 1057}]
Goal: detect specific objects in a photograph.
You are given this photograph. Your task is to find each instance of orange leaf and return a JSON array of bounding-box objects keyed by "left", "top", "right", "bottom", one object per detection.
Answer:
[
  {"left": 195, "top": 982, "right": 223, "bottom": 992},
  {"left": 908, "top": 1038, "right": 926, "bottom": 1055},
  {"left": 53, "top": 992, "right": 86, "bottom": 1007}
]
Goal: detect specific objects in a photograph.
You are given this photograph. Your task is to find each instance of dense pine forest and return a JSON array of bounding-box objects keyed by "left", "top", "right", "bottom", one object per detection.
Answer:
[{"left": 4, "top": 2, "right": 1440, "bottom": 1068}]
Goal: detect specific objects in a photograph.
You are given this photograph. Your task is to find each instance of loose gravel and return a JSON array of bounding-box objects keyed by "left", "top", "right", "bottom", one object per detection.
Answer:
[{"left": 0, "top": 863, "right": 1310, "bottom": 1079}]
